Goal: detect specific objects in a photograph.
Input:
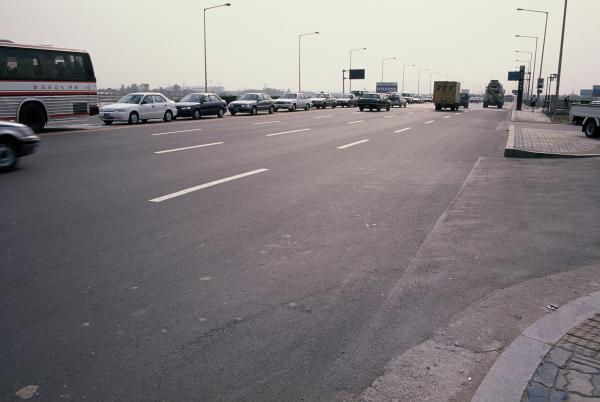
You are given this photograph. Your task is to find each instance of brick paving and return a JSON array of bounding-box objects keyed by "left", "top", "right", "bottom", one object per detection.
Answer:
[
  {"left": 514, "top": 127, "right": 600, "bottom": 155},
  {"left": 522, "top": 315, "right": 600, "bottom": 401}
]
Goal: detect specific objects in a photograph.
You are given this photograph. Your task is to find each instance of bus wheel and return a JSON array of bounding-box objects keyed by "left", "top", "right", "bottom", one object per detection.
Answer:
[{"left": 19, "top": 103, "right": 46, "bottom": 132}]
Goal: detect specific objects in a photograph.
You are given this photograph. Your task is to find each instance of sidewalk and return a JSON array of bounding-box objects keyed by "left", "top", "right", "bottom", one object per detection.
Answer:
[
  {"left": 473, "top": 292, "right": 600, "bottom": 402},
  {"left": 506, "top": 106, "right": 600, "bottom": 157}
]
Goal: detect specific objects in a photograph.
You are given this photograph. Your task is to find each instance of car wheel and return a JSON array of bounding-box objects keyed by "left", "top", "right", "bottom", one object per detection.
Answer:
[
  {"left": 103, "top": 120, "right": 113, "bottom": 125},
  {"left": 386, "top": 105, "right": 391, "bottom": 111},
  {"left": 268, "top": 106, "right": 275, "bottom": 114},
  {"left": 230, "top": 111, "right": 236, "bottom": 116},
  {"left": 19, "top": 102, "right": 45, "bottom": 132},
  {"left": 163, "top": 110, "right": 173, "bottom": 122},
  {"left": 291, "top": 104, "right": 296, "bottom": 112},
  {"left": 377, "top": 106, "right": 382, "bottom": 112},
  {"left": 332, "top": 104, "right": 336, "bottom": 108},
  {"left": 193, "top": 109, "right": 201, "bottom": 119},
  {"left": 359, "top": 106, "right": 364, "bottom": 111},
  {"left": 0, "top": 139, "right": 17, "bottom": 172},
  {"left": 128, "top": 112, "right": 139, "bottom": 124},
  {"left": 217, "top": 108, "right": 225, "bottom": 118},
  {"left": 584, "top": 119, "right": 599, "bottom": 138},
  {"left": 251, "top": 107, "right": 257, "bottom": 115},
  {"left": 304, "top": 104, "right": 309, "bottom": 111}
]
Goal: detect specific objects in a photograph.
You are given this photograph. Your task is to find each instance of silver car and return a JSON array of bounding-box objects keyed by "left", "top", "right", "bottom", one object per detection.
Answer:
[
  {"left": 274, "top": 93, "right": 312, "bottom": 111},
  {"left": 0, "top": 121, "right": 40, "bottom": 172}
]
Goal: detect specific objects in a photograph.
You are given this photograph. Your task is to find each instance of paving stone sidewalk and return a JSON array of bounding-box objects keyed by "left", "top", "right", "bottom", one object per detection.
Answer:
[
  {"left": 522, "top": 314, "right": 600, "bottom": 401},
  {"left": 513, "top": 108, "right": 553, "bottom": 124},
  {"left": 514, "top": 127, "right": 600, "bottom": 155}
]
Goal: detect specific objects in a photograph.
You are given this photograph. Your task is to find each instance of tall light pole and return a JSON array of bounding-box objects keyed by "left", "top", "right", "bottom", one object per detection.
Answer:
[
  {"left": 417, "top": 68, "right": 429, "bottom": 95},
  {"left": 298, "top": 31, "right": 319, "bottom": 92},
  {"left": 204, "top": 3, "right": 231, "bottom": 92},
  {"left": 554, "top": 0, "right": 568, "bottom": 112},
  {"left": 381, "top": 57, "right": 396, "bottom": 82},
  {"left": 516, "top": 35, "right": 538, "bottom": 104},
  {"left": 402, "top": 64, "right": 415, "bottom": 94},
  {"left": 349, "top": 47, "right": 367, "bottom": 93},
  {"left": 517, "top": 8, "right": 548, "bottom": 98}
]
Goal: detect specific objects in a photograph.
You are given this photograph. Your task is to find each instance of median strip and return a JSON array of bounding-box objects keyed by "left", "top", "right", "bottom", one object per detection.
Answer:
[
  {"left": 394, "top": 127, "right": 411, "bottom": 133},
  {"left": 154, "top": 142, "right": 223, "bottom": 154},
  {"left": 151, "top": 128, "right": 204, "bottom": 136},
  {"left": 265, "top": 128, "right": 311, "bottom": 137},
  {"left": 149, "top": 168, "right": 269, "bottom": 203},
  {"left": 347, "top": 120, "right": 364, "bottom": 125},
  {"left": 337, "top": 139, "right": 369, "bottom": 149}
]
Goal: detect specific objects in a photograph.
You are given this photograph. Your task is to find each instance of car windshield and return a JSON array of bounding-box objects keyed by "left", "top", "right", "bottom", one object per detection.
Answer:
[
  {"left": 281, "top": 94, "right": 297, "bottom": 99},
  {"left": 316, "top": 94, "right": 327, "bottom": 98},
  {"left": 117, "top": 94, "right": 143, "bottom": 104},
  {"left": 239, "top": 94, "right": 259, "bottom": 101},
  {"left": 363, "top": 94, "right": 379, "bottom": 99},
  {"left": 180, "top": 94, "right": 203, "bottom": 102}
]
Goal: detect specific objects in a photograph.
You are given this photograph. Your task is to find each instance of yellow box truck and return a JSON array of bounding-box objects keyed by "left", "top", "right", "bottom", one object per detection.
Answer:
[{"left": 433, "top": 81, "right": 461, "bottom": 111}]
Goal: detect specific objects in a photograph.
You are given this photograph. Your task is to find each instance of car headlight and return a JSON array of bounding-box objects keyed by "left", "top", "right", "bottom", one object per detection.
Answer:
[{"left": 182, "top": 107, "right": 191, "bottom": 110}]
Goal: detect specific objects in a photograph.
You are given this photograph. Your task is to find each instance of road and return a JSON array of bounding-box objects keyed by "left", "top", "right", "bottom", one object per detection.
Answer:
[{"left": 2, "top": 103, "right": 509, "bottom": 401}]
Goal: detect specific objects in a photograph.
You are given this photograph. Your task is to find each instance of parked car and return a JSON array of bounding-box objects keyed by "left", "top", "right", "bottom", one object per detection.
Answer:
[
  {"left": 388, "top": 94, "right": 407, "bottom": 108},
  {"left": 100, "top": 93, "right": 177, "bottom": 124},
  {"left": 228, "top": 93, "right": 276, "bottom": 115},
  {"left": 357, "top": 93, "right": 391, "bottom": 112},
  {"left": 0, "top": 121, "right": 40, "bottom": 172},
  {"left": 335, "top": 94, "right": 358, "bottom": 107},
  {"left": 273, "top": 93, "right": 311, "bottom": 111},
  {"left": 310, "top": 93, "right": 337, "bottom": 109},
  {"left": 175, "top": 93, "right": 227, "bottom": 119}
]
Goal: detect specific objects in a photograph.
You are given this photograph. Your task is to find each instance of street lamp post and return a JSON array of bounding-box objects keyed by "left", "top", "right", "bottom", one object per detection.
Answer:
[
  {"left": 417, "top": 68, "right": 429, "bottom": 95},
  {"left": 554, "top": 0, "right": 568, "bottom": 112},
  {"left": 298, "top": 31, "right": 319, "bottom": 93},
  {"left": 517, "top": 7, "right": 548, "bottom": 99},
  {"left": 204, "top": 3, "right": 231, "bottom": 92},
  {"left": 349, "top": 47, "right": 366, "bottom": 93},
  {"left": 516, "top": 35, "right": 538, "bottom": 105},
  {"left": 402, "top": 64, "right": 415, "bottom": 94},
  {"left": 381, "top": 57, "right": 396, "bottom": 82}
]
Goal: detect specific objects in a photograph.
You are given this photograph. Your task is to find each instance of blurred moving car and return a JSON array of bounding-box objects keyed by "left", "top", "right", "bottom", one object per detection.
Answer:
[
  {"left": 228, "top": 93, "right": 276, "bottom": 115},
  {"left": 0, "top": 121, "right": 40, "bottom": 172},
  {"left": 310, "top": 93, "right": 337, "bottom": 109},
  {"left": 423, "top": 96, "right": 433, "bottom": 103},
  {"left": 274, "top": 93, "right": 311, "bottom": 111},
  {"left": 388, "top": 94, "right": 407, "bottom": 108},
  {"left": 470, "top": 96, "right": 483, "bottom": 103},
  {"left": 412, "top": 96, "right": 424, "bottom": 104},
  {"left": 335, "top": 94, "right": 358, "bottom": 107},
  {"left": 175, "top": 93, "right": 227, "bottom": 119},
  {"left": 357, "top": 93, "right": 391, "bottom": 112},
  {"left": 100, "top": 93, "right": 177, "bottom": 124}
]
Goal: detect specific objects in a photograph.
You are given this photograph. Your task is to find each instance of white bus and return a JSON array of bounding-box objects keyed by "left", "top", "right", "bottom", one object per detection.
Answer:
[{"left": 0, "top": 40, "right": 99, "bottom": 131}]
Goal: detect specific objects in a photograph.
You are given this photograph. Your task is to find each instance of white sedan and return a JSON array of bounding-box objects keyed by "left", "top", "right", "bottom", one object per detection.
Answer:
[{"left": 100, "top": 93, "right": 178, "bottom": 125}]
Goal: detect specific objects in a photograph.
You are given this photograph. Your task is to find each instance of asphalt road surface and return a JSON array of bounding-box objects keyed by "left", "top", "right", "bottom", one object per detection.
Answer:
[{"left": 2, "top": 103, "right": 509, "bottom": 401}]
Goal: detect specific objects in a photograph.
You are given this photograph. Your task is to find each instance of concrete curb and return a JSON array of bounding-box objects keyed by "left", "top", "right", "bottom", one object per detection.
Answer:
[
  {"left": 504, "top": 124, "right": 600, "bottom": 158},
  {"left": 471, "top": 290, "right": 600, "bottom": 402}
]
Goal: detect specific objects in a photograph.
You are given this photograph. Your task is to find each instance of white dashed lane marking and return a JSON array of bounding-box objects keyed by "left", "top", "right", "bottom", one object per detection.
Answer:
[
  {"left": 394, "top": 127, "right": 411, "bottom": 133},
  {"left": 337, "top": 139, "right": 369, "bottom": 149},
  {"left": 154, "top": 142, "right": 223, "bottom": 154},
  {"left": 265, "top": 128, "right": 311, "bottom": 137}
]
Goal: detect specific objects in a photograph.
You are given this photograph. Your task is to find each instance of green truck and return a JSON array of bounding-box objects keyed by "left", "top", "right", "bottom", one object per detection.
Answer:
[
  {"left": 433, "top": 81, "right": 461, "bottom": 111},
  {"left": 483, "top": 80, "right": 505, "bottom": 109}
]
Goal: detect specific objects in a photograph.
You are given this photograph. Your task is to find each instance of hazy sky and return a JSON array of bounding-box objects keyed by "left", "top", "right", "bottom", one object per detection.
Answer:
[{"left": 3, "top": 0, "right": 598, "bottom": 94}]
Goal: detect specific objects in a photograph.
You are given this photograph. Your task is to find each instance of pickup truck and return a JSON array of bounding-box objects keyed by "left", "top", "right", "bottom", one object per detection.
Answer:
[
  {"left": 569, "top": 103, "right": 600, "bottom": 138},
  {"left": 357, "top": 93, "right": 391, "bottom": 112}
]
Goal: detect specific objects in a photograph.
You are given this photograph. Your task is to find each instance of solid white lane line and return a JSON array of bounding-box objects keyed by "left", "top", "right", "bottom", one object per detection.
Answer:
[
  {"left": 313, "top": 115, "right": 333, "bottom": 119},
  {"left": 151, "top": 128, "right": 204, "bottom": 136},
  {"left": 443, "top": 116, "right": 451, "bottom": 119},
  {"left": 149, "top": 168, "right": 269, "bottom": 203},
  {"left": 154, "top": 142, "right": 223, "bottom": 154},
  {"left": 347, "top": 120, "right": 364, "bottom": 125},
  {"left": 265, "top": 128, "right": 311, "bottom": 137},
  {"left": 394, "top": 127, "right": 411, "bottom": 133},
  {"left": 337, "top": 139, "right": 369, "bottom": 149},
  {"left": 252, "top": 121, "right": 281, "bottom": 125},
  {"left": 425, "top": 120, "right": 435, "bottom": 124}
]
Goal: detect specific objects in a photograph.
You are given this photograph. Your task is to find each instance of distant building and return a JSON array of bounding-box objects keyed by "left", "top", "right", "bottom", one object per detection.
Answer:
[
  {"left": 593, "top": 85, "right": 600, "bottom": 97},
  {"left": 580, "top": 89, "right": 593, "bottom": 97}
]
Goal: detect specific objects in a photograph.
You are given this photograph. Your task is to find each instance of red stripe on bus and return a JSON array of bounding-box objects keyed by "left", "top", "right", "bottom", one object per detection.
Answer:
[{"left": 0, "top": 91, "right": 98, "bottom": 96}]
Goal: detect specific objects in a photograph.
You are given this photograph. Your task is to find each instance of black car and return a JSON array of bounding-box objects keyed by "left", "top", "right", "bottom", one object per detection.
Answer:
[
  {"left": 175, "top": 93, "right": 227, "bottom": 119},
  {"left": 357, "top": 93, "right": 391, "bottom": 112},
  {"left": 228, "top": 93, "right": 276, "bottom": 115},
  {"left": 335, "top": 94, "right": 358, "bottom": 107},
  {"left": 0, "top": 121, "right": 40, "bottom": 172}
]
